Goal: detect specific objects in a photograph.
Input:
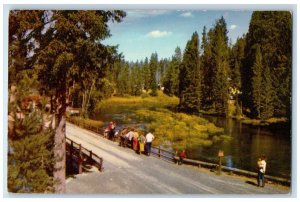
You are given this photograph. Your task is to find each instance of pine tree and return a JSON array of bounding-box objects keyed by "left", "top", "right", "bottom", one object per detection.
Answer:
[
  {"left": 200, "top": 26, "right": 214, "bottom": 109},
  {"left": 242, "top": 11, "right": 291, "bottom": 119},
  {"left": 163, "top": 47, "right": 181, "bottom": 96},
  {"left": 229, "top": 36, "right": 245, "bottom": 91},
  {"left": 251, "top": 46, "right": 263, "bottom": 118},
  {"left": 142, "top": 57, "right": 150, "bottom": 91},
  {"left": 8, "top": 72, "right": 54, "bottom": 193},
  {"left": 8, "top": 111, "right": 54, "bottom": 193},
  {"left": 260, "top": 65, "right": 274, "bottom": 120},
  {"left": 149, "top": 53, "right": 158, "bottom": 96},
  {"left": 210, "top": 17, "right": 230, "bottom": 115},
  {"left": 179, "top": 32, "right": 202, "bottom": 113}
]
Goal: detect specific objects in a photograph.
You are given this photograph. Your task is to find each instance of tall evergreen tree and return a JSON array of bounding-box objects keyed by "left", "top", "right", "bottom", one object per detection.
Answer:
[
  {"left": 251, "top": 46, "right": 263, "bottom": 118},
  {"left": 115, "top": 61, "right": 130, "bottom": 95},
  {"left": 200, "top": 26, "right": 214, "bottom": 109},
  {"left": 149, "top": 53, "right": 158, "bottom": 96},
  {"left": 142, "top": 57, "right": 150, "bottom": 91},
  {"left": 179, "top": 32, "right": 201, "bottom": 113},
  {"left": 260, "top": 65, "right": 274, "bottom": 120},
  {"left": 242, "top": 11, "right": 291, "bottom": 119},
  {"left": 210, "top": 17, "right": 230, "bottom": 115},
  {"left": 229, "top": 36, "right": 245, "bottom": 90},
  {"left": 163, "top": 47, "right": 181, "bottom": 96}
]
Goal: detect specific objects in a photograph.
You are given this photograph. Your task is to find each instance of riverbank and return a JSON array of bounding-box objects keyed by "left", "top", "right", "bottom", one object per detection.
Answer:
[{"left": 199, "top": 104, "right": 289, "bottom": 127}]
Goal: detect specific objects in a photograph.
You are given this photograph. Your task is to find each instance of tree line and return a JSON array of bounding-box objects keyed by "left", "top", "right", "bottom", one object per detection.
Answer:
[{"left": 105, "top": 11, "right": 291, "bottom": 121}]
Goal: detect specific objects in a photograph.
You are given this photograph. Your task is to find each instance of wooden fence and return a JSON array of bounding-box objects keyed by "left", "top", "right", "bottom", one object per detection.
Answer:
[{"left": 66, "top": 137, "right": 103, "bottom": 173}]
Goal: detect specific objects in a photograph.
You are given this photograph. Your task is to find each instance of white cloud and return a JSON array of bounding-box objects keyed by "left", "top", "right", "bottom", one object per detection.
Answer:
[
  {"left": 180, "top": 12, "right": 193, "bottom": 17},
  {"left": 146, "top": 30, "right": 172, "bottom": 38},
  {"left": 230, "top": 25, "right": 238, "bottom": 30},
  {"left": 127, "top": 10, "right": 170, "bottom": 18}
]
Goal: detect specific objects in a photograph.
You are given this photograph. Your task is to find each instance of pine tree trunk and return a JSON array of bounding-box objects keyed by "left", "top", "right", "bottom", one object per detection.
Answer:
[
  {"left": 53, "top": 87, "right": 67, "bottom": 193},
  {"left": 53, "top": 115, "right": 66, "bottom": 193}
]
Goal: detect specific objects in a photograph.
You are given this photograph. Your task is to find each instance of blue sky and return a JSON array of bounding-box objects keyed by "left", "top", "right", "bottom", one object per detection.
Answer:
[{"left": 103, "top": 10, "right": 253, "bottom": 62}]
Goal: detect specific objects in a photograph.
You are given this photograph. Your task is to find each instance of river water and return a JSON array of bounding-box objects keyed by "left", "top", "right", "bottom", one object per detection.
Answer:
[
  {"left": 94, "top": 111, "right": 291, "bottom": 178},
  {"left": 189, "top": 116, "right": 291, "bottom": 178}
]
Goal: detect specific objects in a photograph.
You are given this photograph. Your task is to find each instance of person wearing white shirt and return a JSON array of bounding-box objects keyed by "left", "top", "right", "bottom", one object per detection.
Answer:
[
  {"left": 257, "top": 155, "right": 267, "bottom": 187},
  {"left": 145, "top": 132, "right": 154, "bottom": 156}
]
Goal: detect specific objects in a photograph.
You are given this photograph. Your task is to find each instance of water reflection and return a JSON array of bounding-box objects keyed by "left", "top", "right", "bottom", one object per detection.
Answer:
[{"left": 203, "top": 115, "right": 291, "bottom": 178}]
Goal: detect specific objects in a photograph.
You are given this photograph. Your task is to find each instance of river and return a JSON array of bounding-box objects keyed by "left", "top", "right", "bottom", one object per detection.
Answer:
[
  {"left": 93, "top": 111, "right": 291, "bottom": 178},
  {"left": 189, "top": 115, "right": 291, "bottom": 179}
]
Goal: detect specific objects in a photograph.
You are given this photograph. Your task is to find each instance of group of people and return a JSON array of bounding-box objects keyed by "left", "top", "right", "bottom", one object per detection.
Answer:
[
  {"left": 119, "top": 127, "right": 155, "bottom": 156},
  {"left": 105, "top": 122, "right": 155, "bottom": 156}
]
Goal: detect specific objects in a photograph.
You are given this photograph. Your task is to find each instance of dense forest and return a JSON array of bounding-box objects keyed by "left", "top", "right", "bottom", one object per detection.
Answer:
[
  {"left": 8, "top": 10, "right": 291, "bottom": 193},
  {"left": 86, "top": 11, "right": 291, "bottom": 120}
]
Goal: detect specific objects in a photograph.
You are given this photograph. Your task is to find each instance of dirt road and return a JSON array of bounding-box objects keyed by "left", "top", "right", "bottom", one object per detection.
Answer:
[{"left": 66, "top": 123, "right": 290, "bottom": 195}]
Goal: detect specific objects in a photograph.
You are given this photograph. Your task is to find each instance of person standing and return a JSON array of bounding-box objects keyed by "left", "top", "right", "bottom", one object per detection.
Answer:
[
  {"left": 257, "top": 155, "right": 267, "bottom": 187},
  {"left": 138, "top": 133, "right": 146, "bottom": 155},
  {"left": 145, "top": 131, "right": 155, "bottom": 156},
  {"left": 119, "top": 127, "right": 128, "bottom": 147},
  {"left": 132, "top": 130, "right": 139, "bottom": 152},
  {"left": 125, "top": 128, "right": 134, "bottom": 148}
]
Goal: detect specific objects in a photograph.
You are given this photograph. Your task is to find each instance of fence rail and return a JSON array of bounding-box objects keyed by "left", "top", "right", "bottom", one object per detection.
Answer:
[
  {"left": 67, "top": 117, "right": 105, "bottom": 137},
  {"left": 151, "top": 146, "right": 176, "bottom": 163},
  {"left": 66, "top": 137, "right": 103, "bottom": 173}
]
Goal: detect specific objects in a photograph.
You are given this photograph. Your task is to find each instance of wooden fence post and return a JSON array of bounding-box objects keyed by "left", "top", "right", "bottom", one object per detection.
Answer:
[
  {"left": 158, "top": 146, "right": 161, "bottom": 158},
  {"left": 99, "top": 158, "right": 103, "bottom": 172},
  {"left": 78, "top": 144, "right": 82, "bottom": 174},
  {"left": 89, "top": 150, "right": 93, "bottom": 164},
  {"left": 70, "top": 141, "right": 73, "bottom": 158}
]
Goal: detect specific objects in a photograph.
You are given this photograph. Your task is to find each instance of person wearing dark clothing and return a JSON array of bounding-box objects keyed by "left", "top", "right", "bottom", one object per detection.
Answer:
[
  {"left": 119, "top": 128, "right": 128, "bottom": 147},
  {"left": 108, "top": 121, "right": 116, "bottom": 140},
  {"left": 178, "top": 149, "right": 187, "bottom": 165}
]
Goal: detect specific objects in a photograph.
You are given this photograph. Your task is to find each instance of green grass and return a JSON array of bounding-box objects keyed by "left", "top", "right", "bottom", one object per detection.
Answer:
[
  {"left": 96, "top": 90, "right": 179, "bottom": 113},
  {"left": 68, "top": 116, "right": 103, "bottom": 128},
  {"left": 241, "top": 117, "right": 288, "bottom": 126}
]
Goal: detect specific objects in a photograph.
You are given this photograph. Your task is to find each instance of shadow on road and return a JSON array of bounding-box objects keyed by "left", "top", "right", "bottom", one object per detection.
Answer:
[
  {"left": 66, "top": 160, "right": 97, "bottom": 178},
  {"left": 245, "top": 180, "right": 258, "bottom": 187}
]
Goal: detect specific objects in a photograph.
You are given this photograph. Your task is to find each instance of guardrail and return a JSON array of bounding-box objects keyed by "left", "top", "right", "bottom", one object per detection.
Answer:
[
  {"left": 151, "top": 146, "right": 176, "bottom": 163},
  {"left": 66, "top": 137, "right": 103, "bottom": 173},
  {"left": 67, "top": 117, "right": 106, "bottom": 137},
  {"left": 66, "top": 119, "right": 290, "bottom": 186},
  {"left": 173, "top": 156, "right": 291, "bottom": 186}
]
